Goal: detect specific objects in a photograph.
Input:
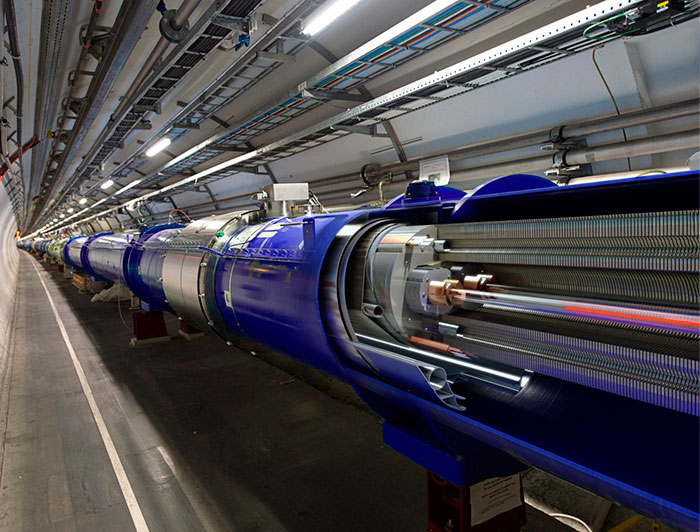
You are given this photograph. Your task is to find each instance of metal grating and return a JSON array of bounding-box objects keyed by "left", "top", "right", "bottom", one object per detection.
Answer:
[
  {"left": 166, "top": 0, "right": 698, "bottom": 194},
  {"left": 42, "top": 0, "right": 698, "bottom": 232},
  {"left": 158, "top": 0, "right": 529, "bottom": 179},
  {"left": 58, "top": 0, "right": 268, "bottom": 204},
  {"left": 71, "top": 0, "right": 531, "bottom": 200}
]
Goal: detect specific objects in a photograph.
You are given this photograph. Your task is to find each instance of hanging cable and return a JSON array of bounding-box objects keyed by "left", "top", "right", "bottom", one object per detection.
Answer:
[
  {"left": 583, "top": 12, "right": 640, "bottom": 41},
  {"left": 592, "top": 47, "right": 632, "bottom": 172},
  {"left": 549, "top": 513, "right": 593, "bottom": 532},
  {"left": 168, "top": 208, "right": 192, "bottom": 223},
  {"left": 116, "top": 287, "right": 134, "bottom": 334}
]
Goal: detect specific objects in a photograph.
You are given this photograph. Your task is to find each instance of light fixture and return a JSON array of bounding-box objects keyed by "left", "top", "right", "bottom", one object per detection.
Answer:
[
  {"left": 114, "top": 179, "right": 142, "bottom": 196},
  {"left": 59, "top": 213, "right": 65, "bottom": 218},
  {"left": 53, "top": 218, "right": 58, "bottom": 222},
  {"left": 146, "top": 137, "right": 171, "bottom": 157},
  {"left": 79, "top": 197, "right": 88, "bottom": 205},
  {"left": 302, "top": 0, "right": 362, "bottom": 36},
  {"left": 100, "top": 179, "right": 114, "bottom": 189},
  {"left": 67, "top": 207, "right": 74, "bottom": 213}
]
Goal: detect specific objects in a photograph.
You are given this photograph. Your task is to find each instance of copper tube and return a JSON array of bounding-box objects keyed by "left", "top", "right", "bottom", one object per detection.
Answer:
[
  {"left": 409, "top": 336, "right": 471, "bottom": 358},
  {"left": 428, "top": 279, "right": 460, "bottom": 307},
  {"left": 461, "top": 274, "right": 493, "bottom": 291}
]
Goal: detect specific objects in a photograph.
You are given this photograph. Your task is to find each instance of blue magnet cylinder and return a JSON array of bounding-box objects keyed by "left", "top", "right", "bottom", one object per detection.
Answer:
[
  {"left": 84, "top": 232, "right": 139, "bottom": 284},
  {"left": 63, "top": 236, "right": 88, "bottom": 270},
  {"left": 20, "top": 171, "right": 698, "bottom": 531},
  {"left": 80, "top": 232, "right": 114, "bottom": 281},
  {"left": 124, "top": 224, "right": 183, "bottom": 312},
  {"left": 212, "top": 212, "right": 366, "bottom": 380}
]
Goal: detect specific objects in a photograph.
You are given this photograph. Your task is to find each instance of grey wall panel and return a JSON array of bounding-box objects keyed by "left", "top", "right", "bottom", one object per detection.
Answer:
[{"left": 0, "top": 185, "right": 18, "bottom": 372}]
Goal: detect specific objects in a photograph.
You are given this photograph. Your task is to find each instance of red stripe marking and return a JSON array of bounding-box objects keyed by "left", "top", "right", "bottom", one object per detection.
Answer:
[{"left": 565, "top": 306, "right": 700, "bottom": 328}]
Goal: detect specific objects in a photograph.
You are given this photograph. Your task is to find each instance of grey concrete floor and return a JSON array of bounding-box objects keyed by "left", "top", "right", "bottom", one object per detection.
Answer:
[
  {"left": 0, "top": 254, "right": 426, "bottom": 532},
  {"left": 0, "top": 254, "right": 680, "bottom": 532}
]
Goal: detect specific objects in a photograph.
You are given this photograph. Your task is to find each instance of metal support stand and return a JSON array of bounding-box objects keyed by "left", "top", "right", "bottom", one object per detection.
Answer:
[
  {"left": 72, "top": 272, "right": 93, "bottom": 293},
  {"left": 129, "top": 294, "right": 141, "bottom": 311},
  {"left": 178, "top": 321, "right": 204, "bottom": 341},
  {"left": 130, "top": 311, "right": 170, "bottom": 347}
]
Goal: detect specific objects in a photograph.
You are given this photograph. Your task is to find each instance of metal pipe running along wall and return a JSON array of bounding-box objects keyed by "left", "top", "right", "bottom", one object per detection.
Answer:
[{"left": 20, "top": 170, "right": 700, "bottom": 532}]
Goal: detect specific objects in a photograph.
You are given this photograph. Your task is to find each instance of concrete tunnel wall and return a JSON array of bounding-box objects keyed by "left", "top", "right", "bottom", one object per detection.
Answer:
[{"left": 0, "top": 186, "right": 18, "bottom": 366}]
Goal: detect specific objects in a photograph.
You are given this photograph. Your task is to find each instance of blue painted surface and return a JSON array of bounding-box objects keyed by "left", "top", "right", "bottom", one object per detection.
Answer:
[
  {"left": 24, "top": 171, "right": 698, "bottom": 530},
  {"left": 63, "top": 236, "right": 87, "bottom": 270},
  {"left": 349, "top": 369, "right": 699, "bottom": 532},
  {"left": 91, "top": 233, "right": 138, "bottom": 284},
  {"left": 123, "top": 224, "right": 183, "bottom": 312},
  {"left": 448, "top": 170, "right": 700, "bottom": 222},
  {"left": 80, "top": 232, "right": 114, "bottom": 282},
  {"left": 213, "top": 212, "right": 367, "bottom": 380}
]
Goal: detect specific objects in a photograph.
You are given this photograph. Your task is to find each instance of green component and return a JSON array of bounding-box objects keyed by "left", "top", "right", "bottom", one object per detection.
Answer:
[{"left": 215, "top": 231, "right": 225, "bottom": 237}]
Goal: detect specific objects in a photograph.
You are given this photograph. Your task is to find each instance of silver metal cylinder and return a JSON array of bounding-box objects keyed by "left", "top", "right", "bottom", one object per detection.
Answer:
[
  {"left": 48, "top": 237, "right": 69, "bottom": 263},
  {"left": 565, "top": 129, "right": 700, "bottom": 165},
  {"left": 162, "top": 215, "right": 232, "bottom": 330},
  {"left": 66, "top": 238, "right": 86, "bottom": 269},
  {"left": 86, "top": 233, "right": 135, "bottom": 283},
  {"left": 162, "top": 209, "right": 261, "bottom": 333}
]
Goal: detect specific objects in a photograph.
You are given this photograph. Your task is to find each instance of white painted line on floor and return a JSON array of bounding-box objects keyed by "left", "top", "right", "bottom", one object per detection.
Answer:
[
  {"left": 157, "top": 445, "right": 216, "bottom": 532},
  {"left": 30, "top": 261, "right": 150, "bottom": 532}
]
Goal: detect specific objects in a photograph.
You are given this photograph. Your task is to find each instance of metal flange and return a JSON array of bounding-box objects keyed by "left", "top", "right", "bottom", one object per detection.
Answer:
[{"left": 159, "top": 9, "right": 190, "bottom": 43}]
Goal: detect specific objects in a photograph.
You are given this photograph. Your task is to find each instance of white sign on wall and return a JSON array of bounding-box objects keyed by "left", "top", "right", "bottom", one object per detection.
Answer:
[{"left": 419, "top": 155, "right": 451, "bottom": 186}]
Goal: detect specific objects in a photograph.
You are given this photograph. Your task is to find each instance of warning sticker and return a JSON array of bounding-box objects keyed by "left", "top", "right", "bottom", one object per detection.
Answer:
[{"left": 470, "top": 474, "right": 521, "bottom": 526}]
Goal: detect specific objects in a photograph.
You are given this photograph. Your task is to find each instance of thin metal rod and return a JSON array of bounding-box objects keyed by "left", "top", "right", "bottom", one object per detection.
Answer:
[
  {"left": 111, "top": 0, "right": 199, "bottom": 123},
  {"left": 566, "top": 129, "right": 700, "bottom": 165},
  {"left": 358, "top": 99, "right": 699, "bottom": 180},
  {"left": 449, "top": 129, "right": 699, "bottom": 182}
]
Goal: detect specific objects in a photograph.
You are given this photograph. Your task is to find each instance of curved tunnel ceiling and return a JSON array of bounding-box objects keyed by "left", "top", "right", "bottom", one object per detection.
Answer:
[{"left": 6, "top": 0, "right": 699, "bottom": 239}]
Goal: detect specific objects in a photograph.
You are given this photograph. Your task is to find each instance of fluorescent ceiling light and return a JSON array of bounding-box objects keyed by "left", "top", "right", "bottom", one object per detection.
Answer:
[
  {"left": 302, "top": 0, "right": 362, "bottom": 36},
  {"left": 114, "top": 179, "right": 142, "bottom": 196},
  {"left": 100, "top": 179, "right": 114, "bottom": 189},
  {"left": 79, "top": 197, "right": 88, "bottom": 205},
  {"left": 146, "top": 137, "right": 171, "bottom": 157}
]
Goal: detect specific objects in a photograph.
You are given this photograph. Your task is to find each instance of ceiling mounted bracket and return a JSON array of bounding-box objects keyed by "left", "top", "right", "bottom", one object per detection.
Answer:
[
  {"left": 133, "top": 120, "right": 153, "bottom": 130},
  {"left": 331, "top": 124, "right": 389, "bottom": 138},
  {"left": 68, "top": 69, "right": 97, "bottom": 88},
  {"left": 86, "top": 32, "right": 114, "bottom": 61},
  {"left": 302, "top": 88, "right": 369, "bottom": 103},
  {"left": 133, "top": 103, "right": 162, "bottom": 115},
  {"left": 172, "top": 119, "right": 200, "bottom": 130},
  {"left": 68, "top": 97, "right": 89, "bottom": 115},
  {"left": 212, "top": 14, "right": 251, "bottom": 33},
  {"left": 545, "top": 138, "right": 592, "bottom": 183}
]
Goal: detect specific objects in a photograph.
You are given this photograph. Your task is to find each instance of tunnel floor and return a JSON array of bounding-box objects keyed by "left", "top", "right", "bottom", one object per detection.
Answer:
[{"left": 0, "top": 253, "right": 426, "bottom": 532}]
